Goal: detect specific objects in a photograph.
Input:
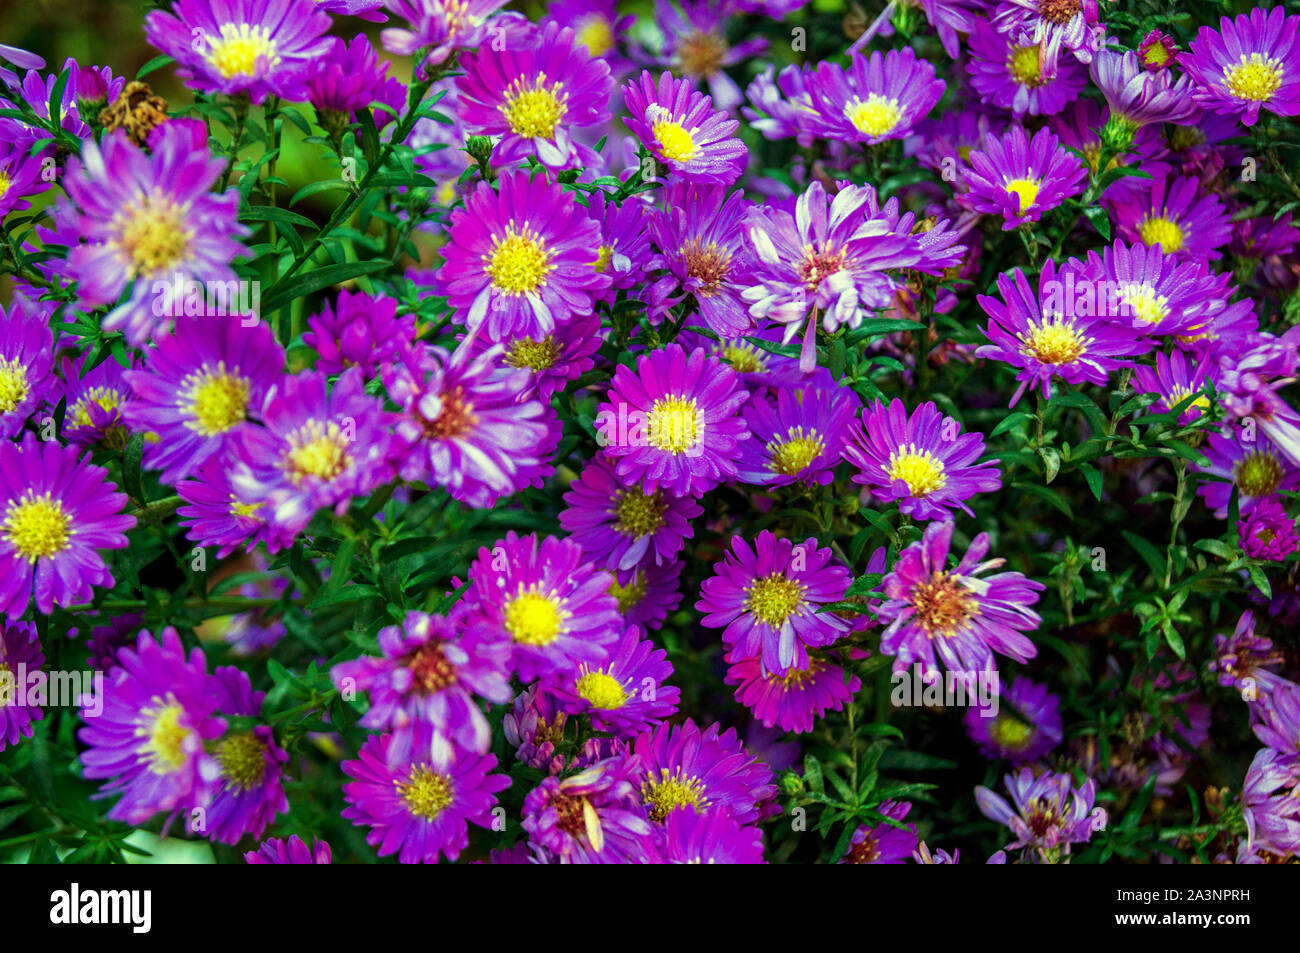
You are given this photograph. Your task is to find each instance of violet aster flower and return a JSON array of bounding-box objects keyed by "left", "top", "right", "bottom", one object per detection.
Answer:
[
  {"left": 560, "top": 456, "right": 702, "bottom": 571},
  {"left": 805, "top": 47, "right": 944, "bottom": 145},
  {"left": 0, "top": 45, "right": 42, "bottom": 70},
  {"left": 229, "top": 368, "right": 397, "bottom": 548},
  {"left": 611, "top": 561, "right": 683, "bottom": 631},
  {"left": 840, "top": 800, "right": 919, "bottom": 864},
  {"left": 844, "top": 399, "right": 1002, "bottom": 520},
  {"left": 58, "top": 354, "right": 134, "bottom": 450},
  {"left": 966, "top": 22, "right": 1087, "bottom": 116},
  {"left": 77, "top": 628, "right": 225, "bottom": 826},
  {"left": 457, "top": 21, "right": 613, "bottom": 171},
  {"left": 303, "top": 290, "right": 415, "bottom": 380},
  {"left": 381, "top": 0, "right": 510, "bottom": 70},
  {"left": 1137, "top": 30, "right": 1179, "bottom": 70},
  {"left": 646, "top": 182, "right": 755, "bottom": 337},
  {"left": 655, "top": 0, "right": 767, "bottom": 111},
  {"left": 1240, "top": 747, "right": 1300, "bottom": 856},
  {"left": 632, "top": 718, "right": 776, "bottom": 823},
  {"left": 742, "top": 63, "right": 820, "bottom": 146},
  {"left": 462, "top": 531, "right": 621, "bottom": 682},
  {"left": 1194, "top": 431, "right": 1298, "bottom": 519},
  {"left": 318, "top": 0, "right": 387, "bottom": 19},
  {"left": 342, "top": 727, "right": 511, "bottom": 864},
  {"left": 724, "top": 650, "right": 859, "bottom": 734},
  {"left": 1131, "top": 349, "right": 1214, "bottom": 424},
  {"left": 547, "top": 625, "right": 680, "bottom": 736},
  {"left": 0, "top": 140, "right": 50, "bottom": 220},
  {"left": 1181, "top": 6, "right": 1300, "bottom": 127},
  {"left": 437, "top": 170, "right": 607, "bottom": 342},
  {"left": 205, "top": 666, "right": 289, "bottom": 845},
  {"left": 1089, "top": 49, "right": 1200, "bottom": 139},
  {"left": 913, "top": 842, "right": 960, "bottom": 864},
  {"left": 1110, "top": 174, "right": 1233, "bottom": 261},
  {"left": 735, "top": 382, "right": 859, "bottom": 488},
  {"left": 546, "top": 0, "right": 635, "bottom": 79},
  {"left": 877, "top": 521, "right": 1043, "bottom": 682},
  {"left": 522, "top": 756, "right": 655, "bottom": 862},
  {"left": 1049, "top": 98, "right": 1169, "bottom": 203},
  {"left": 0, "top": 435, "right": 135, "bottom": 617},
  {"left": 961, "top": 125, "right": 1086, "bottom": 230},
  {"left": 331, "top": 609, "right": 512, "bottom": 758},
  {"left": 245, "top": 835, "right": 332, "bottom": 864},
  {"left": 1209, "top": 610, "right": 1286, "bottom": 697},
  {"left": 588, "top": 189, "right": 652, "bottom": 294},
  {"left": 303, "top": 34, "right": 405, "bottom": 123},
  {"left": 975, "top": 259, "right": 1147, "bottom": 407},
  {"left": 504, "top": 684, "right": 568, "bottom": 770},
  {"left": 1238, "top": 495, "right": 1299, "bottom": 561},
  {"left": 964, "top": 676, "right": 1063, "bottom": 763},
  {"left": 382, "top": 341, "right": 559, "bottom": 509},
  {"left": 659, "top": 803, "right": 765, "bottom": 864},
  {"left": 176, "top": 458, "right": 278, "bottom": 558},
  {"left": 622, "top": 70, "right": 746, "bottom": 186},
  {"left": 123, "top": 316, "right": 285, "bottom": 484},
  {"left": 58, "top": 125, "right": 249, "bottom": 345},
  {"left": 991, "top": 0, "right": 1103, "bottom": 77},
  {"left": 143, "top": 0, "right": 332, "bottom": 103},
  {"left": 597, "top": 343, "right": 750, "bottom": 497},
  {"left": 85, "top": 613, "right": 143, "bottom": 674},
  {"left": 697, "top": 531, "right": 852, "bottom": 676},
  {"left": 0, "top": 69, "right": 90, "bottom": 149},
  {"left": 0, "top": 297, "right": 53, "bottom": 439},
  {"left": 1253, "top": 679, "right": 1300, "bottom": 757},
  {"left": 460, "top": 313, "right": 604, "bottom": 403},
  {"left": 976, "top": 768, "right": 1105, "bottom": 861},
  {"left": 0, "top": 622, "right": 43, "bottom": 751}
]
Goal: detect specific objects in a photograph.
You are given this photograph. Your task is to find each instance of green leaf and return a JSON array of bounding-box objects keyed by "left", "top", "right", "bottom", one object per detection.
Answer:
[
  {"left": 261, "top": 259, "right": 390, "bottom": 313},
  {"left": 990, "top": 411, "right": 1034, "bottom": 438},
  {"left": 1079, "top": 461, "right": 1103, "bottom": 501},
  {"left": 1083, "top": 204, "right": 1111, "bottom": 240},
  {"left": 1122, "top": 530, "right": 1167, "bottom": 578},
  {"left": 136, "top": 54, "right": 175, "bottom": 80}
]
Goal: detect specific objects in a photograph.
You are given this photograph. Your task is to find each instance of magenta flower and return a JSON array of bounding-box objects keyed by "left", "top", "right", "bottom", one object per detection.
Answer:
[
  {"left": 660, "top": 803, "right": 765, "bottom": 864},
  {"left": 654, "top": 0, "right": 768, "bottom": 111},
  {"left": 0, "top": 140, "right": 50, "bottom": 219},
  {"left": 805, "top": 47, "right": 945, "bottom": 145},
  {"left": 459, "top": 312, "right": 605, "bottom": 403},
  {"left": 547, "top": 625, "right": 680, "bottom": 736},
  {"left": 176, "top": 458, "right": 277, "bottom": 559},
  {"left": 632, "top": 718, "right": 776, "bottom": 824},
  {"left": 205, "top": 666, "right": 289, "bottom": 845},
  {"left": 303, "top": 34, "right": 404, "bottom": 122},
  {"left": 0, "top": 622, "right": 44, "bottom": 751},
  {"left": 735, "top": 381, "right": 859, "bottom": 488},
  {"left": 1074, "top": 240, "right": 1231, "bottom": 338},
  {"left": 622, "top": 70, "right": 746, "bottom": 186},
  {"left": 0, "top": 297, "right": 53, "bottom": 439},
  {"left": 839, "top": 801, "right": 918, "bottom": 864},
  {"left": 1131, "top": 350, "right": 1214, "bottom": 424},
  {"left": 1110, "top": 174, "right": 1233, "bottom": 261},
  {"left": 303, "top": 290, "right": 415, "bottom": 379},
  {"left": 1194, "top": 431, "right": 1298, "bottom": 519},
  {"left": 1181, "top": 6, "right": 1300, "bottom": 127},
  {"left": 522, "top": 757, "right": 655, "bottom": 863},
  {"left": 1238, "top": 496, "right": 1299, "bottom": 562},
  {"left": 58, "top": 354, "right": 134, "bottom": 449},
  {"left": 382, "top": 0, "right": 510, "bottom": 70},
  {"left": 724, "top": 651, "right": 859, "bottom": 734},
  {"left": 245, "top": 835, "right": 332, "bottom": 864},
  {"left": 962, "top": 125, "right": 1086, "bottom": 229},
  {"left": 966, "top": 22, "right": 1088, "bottom": 116},
  {"left": 976, "top": 768, "right": 1104, "bottom": 860},
  {"left": 964, "top": 676, "right": 1063, "bottom": 764}
]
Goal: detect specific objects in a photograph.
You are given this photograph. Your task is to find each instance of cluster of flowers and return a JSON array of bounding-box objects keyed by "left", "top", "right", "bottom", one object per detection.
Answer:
[{"left": 0, "top": 0, "right": 1298, "bottom": 864}]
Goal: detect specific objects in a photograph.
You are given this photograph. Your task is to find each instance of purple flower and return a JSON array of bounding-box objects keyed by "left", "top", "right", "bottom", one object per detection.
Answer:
[
  {"left": 547, "top": 625, "right": 680, "bottom": 736},
  {"left": 1209, "top": 610, "right": 1286, "bottom": 697},
  {"left": 77, "top": 628, "right": 225, "bottom": 826},
  {"left": 961, "top": 125, "right": 1086, "bottom": 229},
  {"left": 1090, "top": 49, "right": 1200, "bottom": 143},
  {"left": 0, "top": 297, "right": 53, "bottom": 439},
  {"left": 0, "top": 139, "right": 51, "bottom": 219},
  {"left": 176, "top": 458, "right": 277, "bottom": 558},
  {"left": 381, "top": 0, "right": 510, "bottom": 70},
  {"left": 546, "top": 0, "right": 635, "bottom": 79},
  {"left": 303, "top": 34, "right": 405, "bottom": 122},
  {"left": 597, "top": 343, "right": 750, "bottom": 497},
  {"left": 844, "top": 399, "right": 1002, "bottom": 520},
  {"left": 966, "top": 21, "right": 1087, "bottom": 116},
  {"left": 1241, "top": 747, "right": 1300, "bottom": 856},
  {"left": 437, "top": 170, "right": 607, "bottom": 342},
  {"left": 205, "top": 666, "right": 289, "bottom": 845},
  {"left": 0, "top": 622, "right": 44, "bottom": 750},
  {"left": 1253, "top": 679, "right": 1300, "bottom": 758},
  {"left": 654, "top": 0, "right": 767, "bottom": 112},
  {"left": 58, "top": 124, "right": 248, "bottom": 345},
  {"left": 840, "top": 800, "right": 919, "bottom": 864},
  {"left": 724, "top": 651, "right": 859, "bottom": 734},
  {"left": 0, "top": 435, "right": 135, "bottom": 617},
  {"left": 303, "top": 290, "right": 415, "bottom": 379},
  {"left": 805, "top": 47, "right": 945, "bottom": 145},
  {"left": 632, "top": 718, "right": 776, "bottom": 824},
  {"left": 459, "top": 313, "right": 604, "bottom": 403},
  {"left": 1110, "top": 174, "right": 1233, "bottom": 261},
  {"left": 976, "top": 768, "right": 1104, "bottom": 860},
  {"left": 587, "top": 189, "right": 652, "bottom": 294},
  {"left": 462, "top": 531, "right": 621, "bottom": 682},
  {"left": 1137, "top": 30, "right": 1179, "bottom": 70},
  {"left": 660, "top": 803, "right": 765, "bottom": 864},
  {"left": 522, "top": 756, "right": 655, "bottom": 862},
  {"left": 1131, "top": 349, "right": 1214, "bottom": 424},
  {"left": 742, "top": 63, "right": 818, "bottom": 146},
  {"left": 1074, "top": 239, "right": 1231, "bottom": 338},
  {"left": 560, "top": 456, "right": 702, "bottom": 571},
  {"left": 976, "top": 259, "right": 1146, "bottom": 407},
  {"left": 877, "top": 521, "right": 1043, "bottom": 682},
  {"left": 58, "top": 354, "right": 134, "bottom": 449},
  {"left": 382, "top": 341, "right": 559, "bottom": 509},
  {"left": 457, "top": 21, "right": 613, "bottom": 170},
  {"left": 342, "top": 728, "right": 511, "bottom": 863},
  {"left": 1181, "top": 7, "right": 1300, "bottom": 127},
  {"left": 123, "top": 316, "right": 285, "bottom": 484},
  {"left": 144, "top": 0, "right": 332, "bottom": 103},
  {"left": 622, "top": 70, "right": 746, "bottom": 186},
  {"left": 1194, "top": 431, "right": 1298, "bottom": 520},
  {"left": 611, "top": 561, "right": 683, "bottom": 631},
  {"left": 245, "top": 835, "right": 332, "bottom": 864},
  {"left": 331, "top": 609, "right": 512, "bottom": 757},
  {"left": 85, "top": 614, "right": 143, "bottom": 674},
  {"left": 964, "top": 676, "right": 1063, "bottom": 763},
  {"left": 1239, "top": 495, "right": 1299, "bottom": 561},
  {"left": 735, "top": 381, "right": 859, "bottom": 488},
  {"left": 991, "top": 0, "right": 1103, "bottom": 77}
]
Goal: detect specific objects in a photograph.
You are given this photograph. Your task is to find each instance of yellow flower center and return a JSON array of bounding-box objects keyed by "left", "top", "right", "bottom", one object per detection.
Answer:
[
  {"left": 575, "top": 16, "right": 615, "bottom": 57},
  {"left": 767, "top": 427, "right": 825, "bottom": 476},
  {"left": 136, "top": 699, "right": 189, "bottom": 774},
  {"left": 0, "top": 170, "right": 10, "bottom": 200},
  {"left": 613, "top": 488, "right": 667, "bottom": 538},
  {"left": 745, "top": 573, "right": 805, "bottom": 627},
  {"left": 486, "top": 226, "right": 553, "bottom": 295},
  {"left": 1139, "top": 216, "right": 1184, "bottom": 253},
  {"left": 1167, "top": 385, "right": 1210, "bottom": 414},
  {"left": 1235, "top": 451, "right": 1284, "bottom": 497},
  {"left": 3, "top": 491, "right": 71, "bottom": 562},
  {"left": 0, "top": 662, "right": 13, "bottom": 707},
  {"left": 718, "top": 342, "right": 765, "bottom": 374},
  {"left": 887, "top": 446, "right": 948, "bottom": 496},
  {"left": 1007, "top": 45, "right": 1044, "bottom": 87},
  {"left": 71, "top": 386, "right": 125, "bottom": 428},
  {"left": 230, "top": 497, "right": 263, "bottom": 520},
  {"left": 505, "top": 336, "right": 561, "bottom": 372},
  {"left": 642, "top": 768, "right": 707, "bottom": 822},
  {"left": 182, "top": 364, "right": 250, "bottom": 436},
  {"left": 576, "top": 669, "right": 628, "bottom": 709},
  {"left": 397, "top": 765, "right": 455, "bottom": 819},
  {"left": 990, "top": 714, "right": 1033, "bottom": 749},
  {"left": 285, "top": 419, "right": 351, "bottom": 484},
  {"left": 217, "top": 731, "right": 267, "bottom": 791},
  {"left": 1004, "top": 176, "right": 1041, "bottom": 215},
  {"left": 609, "top": 573, "right": 647, "bottom": 612},
  {"left": 1021, "top": 316, "right": 1087, "bottom": 365},
  {"left": 845, "top": 94, "right": 903, "bottom": 138},
  {"left": 1142, "top": 43, "right": 1170, "bottom": 69},
  {"left": 206, "top": 23, "right": 281, "bottom": 80},
  {"left": 500, "top": 75, "right": 568, "bottom": 138},
  {"left": 1119, "top": 282, "right": 1171, "bottom": 326},
  {"left": 653, "top": 120, "right": 699, "bottom": 163},
  {"left": 504, "top": 589, "right": 567, "bottom": 645},
  {"left": 0, "top": 358, "right": 30, "bottom": 414},
  {"left": 911, "top": 571, "right": 975, "bottom": 638},
  {"left": 647, "top": 396, "right": 702, "bottom": 453},
  {"left": 593, "top": 245, "right": 614, "bottom": 273},
  {"left": 116, "top": 195, "right": 191, "bottom": 277},
  {"left": 1224, "top": 53, "right": 1283, "bottom": 103}
]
